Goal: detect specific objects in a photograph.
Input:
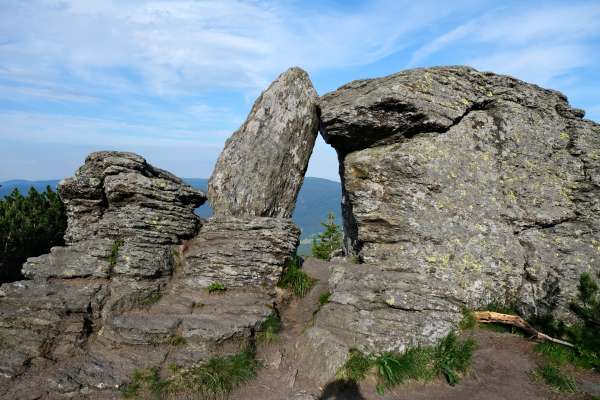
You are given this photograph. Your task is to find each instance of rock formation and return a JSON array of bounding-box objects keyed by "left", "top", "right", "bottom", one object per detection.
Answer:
[
  {"left": 0, "top": 152, "right": 207, "bottom": 398},
  {"left": 208, "top": 67, "right": 320, "bottom": 218},
  {"left": 311, "top": 66, "right": 600, "bottom": 364}
]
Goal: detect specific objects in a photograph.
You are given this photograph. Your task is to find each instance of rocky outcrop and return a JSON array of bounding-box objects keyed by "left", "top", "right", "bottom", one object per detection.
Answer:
[
  {"left": 0, "top": 152, "right": 207, "bottom": 397},
  {"left": 208, "top": 67, "right": 320, "bottom": 218},
  {"left": 315, "top": 66, "right": 600, "bottom": 359},
  {"left": 181, "top": 216, "right": 300, "bottom": 289}
]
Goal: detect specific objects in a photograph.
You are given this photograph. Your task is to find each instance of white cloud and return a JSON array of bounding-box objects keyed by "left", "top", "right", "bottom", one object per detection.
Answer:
[
  {"left": 0, "top": 110, "right": 226, "bottom": 148},
  {"left": 409, "top": 3, "right": 600, "bottom": 85},
  {"left": 0, "top": 0, "right": 472, "bottom": 96}
]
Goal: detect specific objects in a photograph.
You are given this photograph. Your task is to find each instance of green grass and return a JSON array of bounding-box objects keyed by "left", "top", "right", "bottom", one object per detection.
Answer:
[
  {"left": 319, "top": 291, "right": 331, "bottom": 306},
  {"left": 534, "top": 342, "right": 575, "bottom": 367},
  {"left": 122, "top": 349, "right": 258, "bottom": 399},
  {"left": 337, "top": 349, "right": 372, "bottom": 382},
  {"left": 257, "top": 314, "right": 282, "bottom": 344},
  {"left": 109, "top": 238, "right": 124, "bottom": 267},
  {"left": 277, "top": 255, "right": 315, "bottom": 297},
  {"left": 169, "top": 348, "right": 258, "bottom": 398},
  {"left": 141, "top": 292, "right": 162, "bottom": 306},
  {"left": 207, "top": 282, "right": 226, "bottom": 294},
  {"left": 534, "top": 363, "right": 577, "bottom": 393},
  {"left": 459, "top": 309, "right": 476, "bottom": 330},
  {"left": 121, "top": 367, "right": 169, "bottom": 399},
  {"left": 434, "top": 331, "right": 476, "bottom": 385},
  {"left": 338, "top": 332, "right": 476, "bottom": 395},
  {"left": 166, "top": 335, "right": 186, "bottom": 346}
]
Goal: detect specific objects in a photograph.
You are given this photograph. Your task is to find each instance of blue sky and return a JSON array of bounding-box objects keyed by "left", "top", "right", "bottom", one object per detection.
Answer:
[{"left": 1, "top": 0, "right": 599, "bottom": 182}]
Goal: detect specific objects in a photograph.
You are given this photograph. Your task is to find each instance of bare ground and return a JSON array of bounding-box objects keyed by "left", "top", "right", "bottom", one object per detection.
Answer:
[{"left": 230, "top": 257, "right": 600, "bottom": 400}]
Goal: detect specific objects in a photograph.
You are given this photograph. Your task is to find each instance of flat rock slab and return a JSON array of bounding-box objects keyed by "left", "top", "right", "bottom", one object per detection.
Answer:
[
  {"left": 181, "top": 215, "right": 300, "bottom": 288},
  {"left": 208, "top": 67, "right": 320, "bottom": 218}
]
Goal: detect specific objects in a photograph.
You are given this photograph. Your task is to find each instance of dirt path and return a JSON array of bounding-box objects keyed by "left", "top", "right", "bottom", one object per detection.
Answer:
[{"left": 231, "top": 257, "right": 600, "bottom": 400}]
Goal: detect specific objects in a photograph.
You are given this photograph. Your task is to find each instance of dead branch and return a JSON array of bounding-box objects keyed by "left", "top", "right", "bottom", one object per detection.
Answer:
[{"left": 474, "top": 311, "right": 574, "bottom": 348}]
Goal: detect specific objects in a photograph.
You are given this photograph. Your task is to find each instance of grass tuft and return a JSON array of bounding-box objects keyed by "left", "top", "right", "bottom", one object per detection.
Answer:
[
  {"left": 109, "top": 238, "right": 124, "bottom": 267},
  {"left": 167, "top": 335, "right": 186, "bottom": 347},
  {"left": 338, "top": 349, "right": 372, "bottom": 382},
  {"left": 338, "top": 332, "right": 476, "bottom": 395},
  {"left": 459, "top": 309, "right": 476, "bottom": 330},
  {"left": 434, "top": 331, "right": 476, "bottom": 386},
  {"left": 169, "top": 348, "right": 258, "bottom": 398},
  {"left": 278, "top": 255, "right": 315, "bottom": 297},
  {"left": 319, "top": 291, "right": 331, "bottom": 306},
  {"left": 534, "top": 363, "right": 577, "bottom": 393},
  {"left": 257, "top": 314, "right": 282, "bottom": 344},
  {"left": 122, "top": 348, "right": 258, "bottom": 399},
  {"left": 207, "top": 282, "right": 226, "bottom": 294}
]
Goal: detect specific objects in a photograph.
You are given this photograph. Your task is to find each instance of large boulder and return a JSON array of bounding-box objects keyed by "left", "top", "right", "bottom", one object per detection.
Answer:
[
  {"left": 317, "top": 66, "right": 600, "bottom": 354},
  {"left": 208, "top": 67, "right": 320, "bottom": 218}
]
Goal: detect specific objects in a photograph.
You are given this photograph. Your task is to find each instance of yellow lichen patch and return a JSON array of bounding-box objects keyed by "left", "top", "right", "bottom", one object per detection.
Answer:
[{"left": 559, "top": 132, "right": 570, "bottom": 141}]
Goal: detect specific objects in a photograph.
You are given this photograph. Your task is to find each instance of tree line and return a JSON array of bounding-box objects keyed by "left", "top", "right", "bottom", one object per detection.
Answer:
[{"left": 0, "top": 186, "right": 67, "bottom": 283}]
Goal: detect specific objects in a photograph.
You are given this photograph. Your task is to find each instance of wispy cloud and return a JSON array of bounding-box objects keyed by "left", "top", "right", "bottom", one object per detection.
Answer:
[
  {"left": 0, "top": 0, "right": 472, "bottom": 96},
  {"left": 409, "top": 3, "right": 600, "bottom": 85}
]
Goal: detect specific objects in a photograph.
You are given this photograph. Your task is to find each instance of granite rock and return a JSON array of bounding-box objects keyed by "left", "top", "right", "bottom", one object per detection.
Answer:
[{"left": 208, "top": 67, "right": 320, "bottom": 218}]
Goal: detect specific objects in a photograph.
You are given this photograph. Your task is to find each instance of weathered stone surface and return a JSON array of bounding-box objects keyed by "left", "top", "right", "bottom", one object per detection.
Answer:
[
  {"left": 60, "top": 151, "right": 206, "bottom": 244},
  {"left": 316, "top": 66, "right": 600, "bottom": 354},
  {"left": 181, "top": 216, "right": 300, "bottom": 288},
  {"left": 0, "top": 152, "right": 206, "bottom": 397},
  {"left": 208, "top": 67, "right": 320, "bottom": 218}
]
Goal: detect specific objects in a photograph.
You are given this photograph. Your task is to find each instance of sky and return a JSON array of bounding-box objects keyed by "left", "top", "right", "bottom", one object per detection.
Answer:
[{"left": 1, "top": 0, "right": 599, "bottom": 182}]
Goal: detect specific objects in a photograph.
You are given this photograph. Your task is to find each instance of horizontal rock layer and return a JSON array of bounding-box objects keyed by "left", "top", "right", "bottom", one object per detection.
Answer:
[{"left": 181, "top": 216, "right": 300, "bottom": 289}]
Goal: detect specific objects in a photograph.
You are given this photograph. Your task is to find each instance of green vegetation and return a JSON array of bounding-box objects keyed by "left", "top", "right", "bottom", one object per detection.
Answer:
[
  {"left": 337, "top": 332, "right": 476, "bottom": 395},
  {"left": 277, "top": 255, "right": 315, "bottom": 297},
  {"left": 122, "top": 367, "right": 169, "bottom": 399},
  {"left": 122, "top": 348, "right": 258, "bottom": 399},
  {"left": 527, "top": 272, "right": 600, "bottom": 394},
  {"left": 109, "top": 238, "right": 124, "bottom": 267},
  {"left": 534, "top": 363, "right": 576, "bottom": 393},
  {"left": 319, "top": 291, "right": 331, "bottom": 306},
  {"left": 141, "top": 292, "right": 162, "bottom": 307},
  {"left": 459, "top": 309, "right": 476, "bottom": 330},
  {"left": 337, "top": 349, "right": 372, "bottom": 382},
  {"left": 257, "top": 313, "right": 282, "bottom": 344},
  {"left": 167, "top": 335, "right": 186, "bottom": 347},
  {"left": 311, "top": 212, "right": 343, "bottom": 261},
  {"left": 207, "top": 282, "right": 226, "bottom": 294},
  {"left": 434, "top": 331, "right": 476, "bottom": 385},
  {"left": 0, "top": 186, "right": 67, "bottom": 283}
]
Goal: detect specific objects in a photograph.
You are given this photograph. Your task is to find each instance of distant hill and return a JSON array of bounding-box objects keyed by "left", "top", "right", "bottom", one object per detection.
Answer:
[{"left": 0, "top": 177, "right": 342, "bottom": 240}]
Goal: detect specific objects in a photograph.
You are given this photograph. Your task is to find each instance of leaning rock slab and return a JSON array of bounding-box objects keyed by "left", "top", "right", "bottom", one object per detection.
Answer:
[{"left": 208, "top": 67, "right": 320, "bottom": 218}]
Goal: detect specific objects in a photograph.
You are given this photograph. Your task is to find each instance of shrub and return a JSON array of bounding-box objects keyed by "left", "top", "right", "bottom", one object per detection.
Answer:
[
  {"left": 311, "top": 212, "right": 342, "bottom": 261},
  {"left": 278, "top": 255, "right": 315, "bottom": 297},
  {"left": 534, "top": 363, "right": 576, "bottom": 393},
  {"left": 207, "top": 282, "right": 226, "bottom": 294},
  {"left": 0, "top": 186, "right": 67, "bottom": 283},
  {"left": 121, "top": 367, "right": 169, "bottom": 399}
]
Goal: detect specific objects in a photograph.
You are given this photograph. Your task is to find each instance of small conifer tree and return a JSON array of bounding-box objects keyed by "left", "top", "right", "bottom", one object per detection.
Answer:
[{"left": 311, "top": 212, "right": 342, "bottom": 261}]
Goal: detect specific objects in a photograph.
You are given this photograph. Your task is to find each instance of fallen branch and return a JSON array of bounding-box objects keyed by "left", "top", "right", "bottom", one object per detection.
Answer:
[{"left": 474, "top": 311, "right": 574, "bottom": 348}]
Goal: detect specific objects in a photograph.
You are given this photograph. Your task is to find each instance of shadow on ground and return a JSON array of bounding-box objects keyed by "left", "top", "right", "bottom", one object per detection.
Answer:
[{"left": 319, "top": 380, "right": 365, "bottom": 400}]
